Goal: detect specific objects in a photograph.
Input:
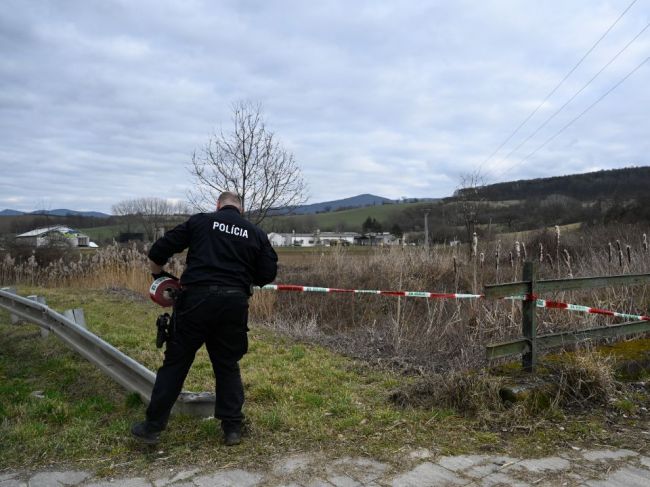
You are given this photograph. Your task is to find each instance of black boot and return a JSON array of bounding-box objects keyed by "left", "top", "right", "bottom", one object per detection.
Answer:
[
  {"left": 224, "top": 430, "right": 242, "bottom": 446},
  {"left": 222, "top": 422, "right": 243, "bottom": 446},
  {"left": 131, "top": 421, "right": 162, "bottom": 445}
]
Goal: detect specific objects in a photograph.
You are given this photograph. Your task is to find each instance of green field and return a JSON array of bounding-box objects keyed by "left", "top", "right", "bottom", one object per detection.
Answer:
[
  {"left": 266, "top": 201, "right": 431, "bottom": 232},
  {"left": 79, "top": 224, "right": 132, "bottom": 243},
  {"left": 0, "top": 288, "right": 456, "bottom": 472}
]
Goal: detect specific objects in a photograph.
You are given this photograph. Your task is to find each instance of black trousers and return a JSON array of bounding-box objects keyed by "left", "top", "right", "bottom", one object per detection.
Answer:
[{"left": 146, "top": 288, "right": 249, "bottom": 433}]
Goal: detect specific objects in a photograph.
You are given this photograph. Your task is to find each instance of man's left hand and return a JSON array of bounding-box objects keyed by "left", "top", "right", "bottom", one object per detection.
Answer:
[{"left": 152, "top": 270, "right": 179, "bottom": 281}]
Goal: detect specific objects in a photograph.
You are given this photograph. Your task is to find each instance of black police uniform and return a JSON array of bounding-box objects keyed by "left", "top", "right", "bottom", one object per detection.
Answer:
[{"left": 145, "top": 205, "right": 278, "bottom": 435}]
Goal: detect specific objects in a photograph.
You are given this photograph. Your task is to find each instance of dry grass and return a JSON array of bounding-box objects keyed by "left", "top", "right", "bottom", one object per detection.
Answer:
[
  {"left": 4, "top": 290, "right": 648, "bottom": 473},
  {"left": 0, "top": 242, "right": 184, "bottom": 291},
  {"left": 389, "top": 371, "right": 506, "bottom": 417},
  {"left": 547, "top": 350, "right": 618, "bottom": 407},
  {"left": 388, "top": 347, "right": 635, "bottom": 433},
  {"left": 2, "top": 231, "right": 650, "bottom": 471},
  {"left": 2, "top": 224, "right": 650, "bottom": 372}
]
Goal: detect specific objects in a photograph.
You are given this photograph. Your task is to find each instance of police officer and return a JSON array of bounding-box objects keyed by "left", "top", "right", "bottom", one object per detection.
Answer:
[{"left": 131, "top": 191, "right": 278, "bottom": 446}]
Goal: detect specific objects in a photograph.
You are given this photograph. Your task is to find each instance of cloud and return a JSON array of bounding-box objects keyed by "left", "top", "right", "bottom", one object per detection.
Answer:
[{"left": 0, "top": 0, "right": 648, "bottom": 212}]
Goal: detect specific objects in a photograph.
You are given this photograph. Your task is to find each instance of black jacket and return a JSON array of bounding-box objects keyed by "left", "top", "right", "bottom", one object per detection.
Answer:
[{"left": 148, "top": 206, "right": 278, "bottom": 289}]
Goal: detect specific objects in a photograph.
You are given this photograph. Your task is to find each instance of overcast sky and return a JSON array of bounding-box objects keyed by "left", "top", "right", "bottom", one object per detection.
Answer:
[{"left": 1, "top": 0, "right": 649, "bottom": 213}]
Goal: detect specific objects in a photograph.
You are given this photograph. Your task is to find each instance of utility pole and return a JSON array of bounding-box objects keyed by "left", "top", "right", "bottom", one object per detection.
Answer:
[{"left": 424, "top": 211, "right": 430, "bottom": 250}]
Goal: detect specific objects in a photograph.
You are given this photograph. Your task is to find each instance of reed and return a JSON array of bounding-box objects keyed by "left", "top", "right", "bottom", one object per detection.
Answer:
[{"left": 2, "top": 224, "right": 649, "bottom": 371}]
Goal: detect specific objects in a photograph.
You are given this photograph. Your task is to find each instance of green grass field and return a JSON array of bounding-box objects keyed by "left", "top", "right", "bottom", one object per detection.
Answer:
[
  {"left": 267, "top": 201, "right": 431, "bottom": 232},
  {"left": 0, "top": 288, "right": 458, "bottom": 473},
  {"left": 1, "top": 287, "right": 646, "bottom": 474}
]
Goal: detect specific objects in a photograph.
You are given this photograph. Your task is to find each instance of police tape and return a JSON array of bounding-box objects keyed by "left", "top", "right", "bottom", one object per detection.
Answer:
[
  {"left": 260, "top": 284, "right": 482, "bottom": 300},
  {"left": 533, "top": 298, "right": 650, "bottom": 322},
  {"left": 258, "top": 284, "right": 650, "bottom": 322}
]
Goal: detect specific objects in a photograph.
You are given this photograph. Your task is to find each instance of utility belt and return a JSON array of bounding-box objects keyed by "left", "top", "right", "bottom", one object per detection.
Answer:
[
  {"left": 181, "top": 284, "right": 251, "bottom": 297},
  {"left": 155, "top": 284, "right": 249, "bottom": 348}
]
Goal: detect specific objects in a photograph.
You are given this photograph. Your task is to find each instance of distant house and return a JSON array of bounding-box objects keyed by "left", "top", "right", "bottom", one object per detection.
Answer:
[
  {"left": 15, "top": 226, "right": 98, "bottom": 248},
  {"left": 267, "top": 232, "right": 287, "bottom": 247},
  {"left": 267, "top": 232, "right": 320, "bottom": 247},
  {"left": 354, "top": 232, "right": 398, "bottom": 246}
]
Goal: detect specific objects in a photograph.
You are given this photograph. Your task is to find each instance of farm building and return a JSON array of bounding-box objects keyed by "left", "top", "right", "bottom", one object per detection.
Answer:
[
  {"left": 354, "top": 232, "right": 399, "bottom": 246},
  {"left": 15, "top": 226, "right": 98, "bottom": 248}
]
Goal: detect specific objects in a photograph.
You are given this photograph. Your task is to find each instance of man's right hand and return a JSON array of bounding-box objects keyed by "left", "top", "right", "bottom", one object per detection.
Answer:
[{"left": 152, "top": 270, "right": 179, "bottom": 281}]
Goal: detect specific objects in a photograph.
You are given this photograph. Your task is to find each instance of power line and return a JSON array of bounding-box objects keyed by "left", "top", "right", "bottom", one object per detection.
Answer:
[
  {"left": 491, "top": 56, "right": 649, "bottom": 180},
  {"left": 477, "top": 0, "right": 639, "bottom": 171},
  {"left": 489, "top": 20, "right": 650, "bottom": 175}
]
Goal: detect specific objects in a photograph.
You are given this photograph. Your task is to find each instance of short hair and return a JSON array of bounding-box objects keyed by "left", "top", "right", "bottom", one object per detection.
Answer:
[{"left": 218, "top": 192, "right": 242, "bottom": 211}]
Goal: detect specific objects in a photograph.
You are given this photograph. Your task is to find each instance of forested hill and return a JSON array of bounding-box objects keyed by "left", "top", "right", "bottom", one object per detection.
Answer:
[{"left": 459, "top": 166, "right": 650, "bottom": 201}]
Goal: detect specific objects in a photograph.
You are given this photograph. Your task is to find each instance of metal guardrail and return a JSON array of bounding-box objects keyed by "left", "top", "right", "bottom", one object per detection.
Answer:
[{"left": 0, "top": 288, "right": 215, "bottom": 417}]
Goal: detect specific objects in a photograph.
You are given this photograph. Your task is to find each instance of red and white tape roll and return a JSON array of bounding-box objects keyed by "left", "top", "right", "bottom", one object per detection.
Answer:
[{"left": 149, "top": 277, "right": 181, "bottom": 307}]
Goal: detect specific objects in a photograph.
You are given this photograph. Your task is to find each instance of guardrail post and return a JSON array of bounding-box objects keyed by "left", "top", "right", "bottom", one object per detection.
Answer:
[
  {"left": 522, "top": 261, "right": 538, "bottom": 371},
  {"left": 64, "top": 308, "right": 87, "bottom": 329}
]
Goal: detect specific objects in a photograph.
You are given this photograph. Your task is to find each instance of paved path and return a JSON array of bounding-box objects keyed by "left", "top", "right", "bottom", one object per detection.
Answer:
[{"left": 2, "top": 448, "right": 649, "bottom": 486}]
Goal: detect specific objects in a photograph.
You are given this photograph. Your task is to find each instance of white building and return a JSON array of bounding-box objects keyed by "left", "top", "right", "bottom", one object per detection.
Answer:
[
  {"left": 15, "top": 226, "right": 98, "bottom": 248},
  {"left": 267, "top": 231, "right": 360, "bottom": 247},
  {"left": 267, "top": 232, "right": 288, "bottom": 247}
]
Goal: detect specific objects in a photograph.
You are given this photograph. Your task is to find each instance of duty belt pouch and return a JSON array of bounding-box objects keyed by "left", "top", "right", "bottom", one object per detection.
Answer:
[
  {"left": 168, "top": 291, "right": 183, "bottom": 342},
  {"left": 155, "top": 290, "right": 183, "bottom": 349},
  {"left": 155, "top": 313, "right": 171, "bottom": 349}
]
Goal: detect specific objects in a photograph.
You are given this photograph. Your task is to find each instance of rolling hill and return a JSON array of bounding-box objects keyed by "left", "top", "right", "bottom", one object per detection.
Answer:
[
  {"left": 458, "top": 166, "right": 650, "bottom": 202},
  {"left": 0, "top": 209, "right": 110, "bottom": 218},
  {"left": 273, "top": 193, "right": 395, "bottom": 215},
  {"left": 265, "top": 166, "right": 650, "bottom": 235}
]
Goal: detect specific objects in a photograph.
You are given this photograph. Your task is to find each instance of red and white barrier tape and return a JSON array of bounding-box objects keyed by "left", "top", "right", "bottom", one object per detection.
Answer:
[
  {"left": 534, "top": 298, "right": 650, "bottom": 322},
  {"left": 259, "top": 284, "right": 650, "bottom": 322},
  {"left": 261, "top": 284, "right": 482, "bottom": 300}
]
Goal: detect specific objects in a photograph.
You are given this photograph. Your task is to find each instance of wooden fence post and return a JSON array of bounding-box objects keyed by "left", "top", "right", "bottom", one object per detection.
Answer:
[{"left": 522, "top": 261, "right": 538, "bottom": 371}]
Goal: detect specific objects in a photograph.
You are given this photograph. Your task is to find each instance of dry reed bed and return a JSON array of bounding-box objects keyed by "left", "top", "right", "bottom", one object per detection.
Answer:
[{"left": 1, "top": 225, "right": 649, "bottom": 371}]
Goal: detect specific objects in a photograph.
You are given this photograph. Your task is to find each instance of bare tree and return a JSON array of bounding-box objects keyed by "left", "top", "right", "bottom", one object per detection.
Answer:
[
  {"left": 112, "top": 197, "right": 192, "bottom": 241},
  {"left": 454, "top": 171, "right": 486, "bottom": 248},
  {"left": 111, "top": 199, "right": 139, "bottom": 234},
  {"left": 188, "top": 101, "right": 307, "bottom": 224}
]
